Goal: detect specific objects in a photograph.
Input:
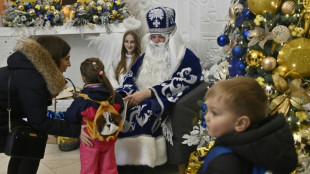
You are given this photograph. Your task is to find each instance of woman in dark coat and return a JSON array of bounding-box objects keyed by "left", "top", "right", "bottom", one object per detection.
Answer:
[{"left": 0, "top": 36, "right": 82, "bottom": 174}]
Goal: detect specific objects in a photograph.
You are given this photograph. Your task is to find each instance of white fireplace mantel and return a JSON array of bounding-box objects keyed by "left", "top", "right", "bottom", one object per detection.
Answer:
[{"left": 0, "top": 23, "right": 126, "bottom": 37}]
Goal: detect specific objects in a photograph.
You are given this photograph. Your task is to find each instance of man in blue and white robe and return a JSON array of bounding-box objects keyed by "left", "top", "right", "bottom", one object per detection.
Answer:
[{"left": 115, "top": 7, "right": 202, "bottom": 168}]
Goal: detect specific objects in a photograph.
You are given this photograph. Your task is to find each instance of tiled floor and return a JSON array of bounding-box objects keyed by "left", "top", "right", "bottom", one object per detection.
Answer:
[{"left": 0, "top": 144, "right": 179, "bottom": 174}]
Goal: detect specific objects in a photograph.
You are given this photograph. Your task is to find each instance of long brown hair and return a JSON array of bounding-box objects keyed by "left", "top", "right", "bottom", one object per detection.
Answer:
[
  {"left": 36, "top": 35, "right": 71, "bottom": 67},
  {"left": 80, "top": 58, "right": 115, "bottom": 104},
  {"left": 115, "top": 30, "right": 141, "bottom": 80}
]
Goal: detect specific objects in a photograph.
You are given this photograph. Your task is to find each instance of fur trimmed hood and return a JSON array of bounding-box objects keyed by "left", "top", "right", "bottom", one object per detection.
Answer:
[{"left": 12, "top": 39, "right": 65, "bottom": 95}]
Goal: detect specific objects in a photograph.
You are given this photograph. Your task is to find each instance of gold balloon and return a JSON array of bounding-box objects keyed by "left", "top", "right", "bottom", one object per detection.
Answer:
[
  {"left": 246, "top": 50, "right": 266, "bottom": 67},
  {"left": 62, "top": 6, "right": 71, "bottom": 18},
  {"left": 261, "top": 56, "right": 277, "bottom": 71},
  {"left": 248, "top": 0, "right": 282, "bottom": 15},
  {"left": 281, "top": 1, "right": 295, "bottom": 15},
  {"left": 278, "top": 38, "right": 310, "bottom": 78}
]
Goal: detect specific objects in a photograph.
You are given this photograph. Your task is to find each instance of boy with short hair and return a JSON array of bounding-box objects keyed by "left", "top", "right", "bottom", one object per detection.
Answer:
[{"left": 200, "top": 77, "right": 297, "bottom": 174}]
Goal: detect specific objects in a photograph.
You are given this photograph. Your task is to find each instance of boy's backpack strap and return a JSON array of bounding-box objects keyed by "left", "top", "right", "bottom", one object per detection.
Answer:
[
  {"left": 199, "top": 146, "right": 268, "bottom": 174},
  {"left": 252, "top": 165, "right": 267, "bottom": 174},
  {"left": 200, "top": 146, "right": 233, "bottom": 173}
]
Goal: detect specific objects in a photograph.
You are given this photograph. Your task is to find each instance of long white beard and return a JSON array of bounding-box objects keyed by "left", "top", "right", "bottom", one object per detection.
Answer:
[{"left": 135, "top": 41, "right": 170, "bottom": 90}]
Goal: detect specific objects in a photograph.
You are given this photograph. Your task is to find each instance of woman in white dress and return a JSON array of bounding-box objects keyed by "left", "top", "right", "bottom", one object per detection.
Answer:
[{"left": 108, "top": 30, "right": 141, "bottom": 89}]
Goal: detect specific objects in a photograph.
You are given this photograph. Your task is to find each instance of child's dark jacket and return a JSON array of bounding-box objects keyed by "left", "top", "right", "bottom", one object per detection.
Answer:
[
  {"left": 64, "top": 87, "right": 124, "bottom": 125},
  {"left": 202, "top": 114, "right": 298, "bottom": 174}
]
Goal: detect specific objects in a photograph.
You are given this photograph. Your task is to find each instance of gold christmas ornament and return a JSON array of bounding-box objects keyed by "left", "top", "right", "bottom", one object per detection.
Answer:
[
  {"left": 106, "top": 2, "right": 113, "bottom": 8},
  {"left": 246, "top": 50, "right": 266, "bottom": 67},
  {"left": 261, "top": 56, "right": 277, "bottom": 71},
  {"left": 72, "top": 3, "right": 79, "bottom": 8},
  {"left": 265, "top": 84, "right": 278, "bottom": 99},
  {"left": 27, "top": 9, "right": 36, "bottom": 16},
  {"left": 88, "top": 1, "right": 96, "bottom": 8},
  {"left": 272, "top": 66, "right": 287, "bottom": 77},
  {"left": 18, "top": 4, "right": 24, "bottom": 11},
  {"left": 281, "top": 1, "right": 296, "bottom": 15},
  {"left": 92, "top": 15, "right": 99, "bottom": 23},
  {"left": 77, "top": 6, "right": 84, "bottom": 12},
  {"left": 54, "top": 10, "right": 60, "bottom": 16},
  {"left": 44, "top": 5, "right": 50, "bottom": 11},
  {"left": 278, "top": 38, "right": 310, "bottom": 78},
  {"left": 112, "top": 10, "right": 118, "bottom": 16},
  {"left": 272, "top": 25, "right": 291, "bottom": 43},
  {"left": 248, "top": 0, "right": 282, "bottom": 15}
]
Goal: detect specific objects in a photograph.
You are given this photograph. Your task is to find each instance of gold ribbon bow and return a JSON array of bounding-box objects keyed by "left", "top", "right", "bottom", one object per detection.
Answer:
[
  {"left": 270, "top": 74, "right": 310, "bottom": 116},
  {"left": 248, "top": 24, "right": 276, "bottom": 49}
]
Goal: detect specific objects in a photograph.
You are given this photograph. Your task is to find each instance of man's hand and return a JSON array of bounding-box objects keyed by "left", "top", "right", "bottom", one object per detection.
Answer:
[
  {"left": 124, "top": 89, "right": 152, "bottom": 107},
  {"left": 80, "top": 125, "right": 94, "bottom": 147}
]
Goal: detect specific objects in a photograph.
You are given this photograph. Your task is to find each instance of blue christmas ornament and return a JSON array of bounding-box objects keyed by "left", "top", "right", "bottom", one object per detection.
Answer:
[
  {"left": 238, "top": 62, "right": 246, "bottom": 71},
  {"left": 75, "top": 13, "right": 79, "bottom": 18},
  {"left": 113, "top": 7, "right": 117, "bottom": 10},
  {"left": 102, "top": 9, "right": 106, "bottom": 13},
  {"left": 201, "top": 103, "right": 207, "bottom": 112},
  {"left": 92, "top": 8, "right": 97, "bottom": 12},
  {"left": 47, "top": 15, "right": 51, "bottom": 20},
  {"left": 228, "top": 57, "right": 246, "bottom": 77},
  {"left": 36, "top": 11, "right": 41, "bottom": 16},
  {"left": 200, "top": 114, "right": 205, "bottom": 120},
  {"left": 27, "top": 4, "right": 32, "bottom": 9},
  {"left": 35, "top": 1, "right": 39, "bottom": 4},
  {"left": 232, "top": 45, "right": 245, "bottom": 58},
  {"left": 242, "top": 29, "right": 250, "bottom": 39},
  {"left": 55, "top": 5, "right": 60, "bottom": 10},
  {"left": 202, "top": 120, "right": 206, "bottom": 128},
  {"left": 217, "top": 34, "right": 230, "bottom": 47}
]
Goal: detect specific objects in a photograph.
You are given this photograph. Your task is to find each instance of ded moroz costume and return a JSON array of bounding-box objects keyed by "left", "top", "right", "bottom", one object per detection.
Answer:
[{"left": 115, "top": 7, "right": 202, "bottom": 167}]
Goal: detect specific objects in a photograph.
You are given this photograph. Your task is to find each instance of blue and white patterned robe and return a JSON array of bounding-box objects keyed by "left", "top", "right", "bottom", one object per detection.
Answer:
[{"left": 115, "top": 48, "right": 202, "bottom": 167}]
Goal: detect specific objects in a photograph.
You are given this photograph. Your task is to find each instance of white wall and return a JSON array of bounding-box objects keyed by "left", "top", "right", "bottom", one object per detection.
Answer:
[{"left": 0, "top": 0, "right": 230, "bottom": 88}]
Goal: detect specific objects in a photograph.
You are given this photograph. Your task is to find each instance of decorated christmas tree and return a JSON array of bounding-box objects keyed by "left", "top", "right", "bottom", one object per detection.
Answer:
[{"left": 184, "top": 0, "right": 310, "bottom": 173}]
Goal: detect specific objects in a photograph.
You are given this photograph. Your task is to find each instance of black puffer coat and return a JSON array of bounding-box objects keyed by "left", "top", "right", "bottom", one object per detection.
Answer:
[
  {"left": 0, "top": 39, "right": 81, "bottom": 152},
  {"left": 201, "top": 114, "right": 298, "bottom": 174}
]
